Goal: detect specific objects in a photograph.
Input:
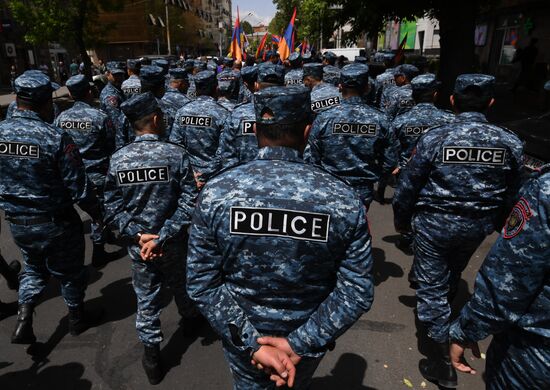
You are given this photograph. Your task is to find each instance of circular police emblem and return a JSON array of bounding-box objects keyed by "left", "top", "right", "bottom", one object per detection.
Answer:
[{"left": 503, "top": 197, "right": 532, "bottom": 239}]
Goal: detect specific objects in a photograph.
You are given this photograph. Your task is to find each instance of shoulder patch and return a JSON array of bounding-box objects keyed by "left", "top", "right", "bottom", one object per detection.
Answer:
[
  {"left": 503, "top": 197, "right": 532, "bottom": 239},
  {"left": 106, "top": 95, "right": 119, "bottom": 108}
]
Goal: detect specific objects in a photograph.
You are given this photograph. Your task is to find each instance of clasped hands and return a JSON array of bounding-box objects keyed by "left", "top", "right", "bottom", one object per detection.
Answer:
[
  {"left": 138, "top": 233, "right": 162, "bottom": 261},
  {"left": 251, "top": 337, "right": 301, "bottom": 388}
]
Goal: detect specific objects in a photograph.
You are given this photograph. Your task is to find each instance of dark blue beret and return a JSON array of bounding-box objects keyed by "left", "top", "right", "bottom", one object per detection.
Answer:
[
  {"left": 303, "top": 63, "right": 323, "bottom": 79},
  {"left": 394, "top": 64, "right": 420, "bottom": 81},
  {"left": 411, "top": 73, "right": 441, "bottom": 92},
  {"left": 15, "top": 70, "right": 60, "bottom": 101},
  {"left": 257, "top": 63, "right": 284, "bottom": 85},
  {"left": 289, "top": 52, "right": 302, "bottom": 67},
  {"left": 120, "top": 92, "right": 160, "bottom": 123},
  {"left": 241, "top": 66, "right": 258, "bottom": 83},
  {"left": 169, "top": 68, "right": 189, "bottom": 81},
  {"left": 194, "top": 70, "right": 217, "bottom": 90},
  {"left": 217, "top": 70, "right": 239, "bottom": 93},
  {"left": 223, "top": 57, "right": 234, "bottom": 67},
  {"left": 354, "top": 56, "right": 368, "bottom": 64},
  {"left": 140, "top": 65, "right": 165, "bottom": 87},
  {"left": 454, "top": 74, "right": 495, "bottom": 97},
  {"left": 340, "top": 63, "right": 370, "bottom": 88},
  {"left": 106, "top": 61, "right": 125, "bottom": 75},
  {"left": 254, "top": 86, "right": 312, "bottom": 125},
  {"left": 65, "top": 74, "right": 93, "bottom": 95},
  {"left": 323, "top": 65, "right": 341, "bottom": 86}
]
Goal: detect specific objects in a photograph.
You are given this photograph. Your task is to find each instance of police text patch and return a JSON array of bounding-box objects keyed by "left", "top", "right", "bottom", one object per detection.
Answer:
[
  {"left": 241, "top": 120, "right": 255, "bottom": 135},
  {"left": 0, "top": 141, "right": 40, "bottom": 159},
  {"left": 333, "top": 123, "right": 377, "bottom": 136},
  {"left": 59, "top": 121, "right": 92, "bottom": 130},
  {"left": 117, "top": 166, "right": 169, "bottom": 186},
  {"left": 311, "top": 96, "right": 340, "bottom": 112},
  {"left": 442, "top": 147, "right": 506, "bottom": 165},
  {"left": 230, "top": 207, "right": 330, "bottom": 242},
  {"left": 123, "top": 87, "right": 141, "bottom": 95},
  {"left": 404, "top": 126, "right": 430, "bottom": 136},
  {"left": 179, "top": 115, "right": 212, "bottom": 127},
  {"left": 286, "top": 78, "right": 303, "bottom": 85}
]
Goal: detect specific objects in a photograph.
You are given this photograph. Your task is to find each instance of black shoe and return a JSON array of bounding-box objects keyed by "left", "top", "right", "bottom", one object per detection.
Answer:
[
  {"left": 142, "top": 344, "right": 163, "bottom": 385},
  {"left": 373, "top": 191, "right": 386, "bottom": 205},
  {"left": 419, "top": 342, "right": 458, "bottom": 388},
  {"left": 91, "top": 244, "right": 109, "bottom": 268},
  {"left": 68, "top": 305, "right": 104, "bottom": 336},
  {"left": 180, "top": 315, "right": 207, "bottom": 338},
  {"left": 11, "top": 304, "right": 36, "bottom": 344}
]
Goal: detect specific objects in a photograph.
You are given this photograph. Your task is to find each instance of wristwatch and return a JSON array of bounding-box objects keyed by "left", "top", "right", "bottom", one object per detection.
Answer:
[{"left": 135, "top": 232, "right": 143, "bottom": 243}]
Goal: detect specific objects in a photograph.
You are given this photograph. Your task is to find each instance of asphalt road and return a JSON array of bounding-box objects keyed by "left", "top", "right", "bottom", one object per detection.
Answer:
[{"left": 0, "top": 188, "right": 494, "bottom": 390}]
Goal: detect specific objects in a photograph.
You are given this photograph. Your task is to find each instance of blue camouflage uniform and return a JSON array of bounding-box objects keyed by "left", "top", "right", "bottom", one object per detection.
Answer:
[
  {"left": 374, "top": 68, "right": 395, "bottom": 108},
  {"left": 449, "top": 166, "right": 550, "bottom": 390},
  {"left": 0, "top": 71, "right": 101, "bottom": 309},
  {"left": 100, "top": 62, "right": 127, "bottom": 152},
  {"left": 305, "top": 63, "right": 396, "bottom": 207},
  {"left": 187, "top": 60, "right": 207, "bottom": 100},
  {"left": 103, "top": 93, "right": 198, "bottom": 346},
  {"left": 187, "top": 86, "right": 374, "bottom": 390},
  {"left": 380, "top": 64, "right": 419, "bottom": 119},
  {"left": 322, "top": 65, "right": 341, "bottom": 86},
  {"left": 285, "top": 52, "right": 303, "bottom": 86},
  {"left": 393, "top": 74, "right": 524, "bottom": 344},
  {"left": 238, "top": 66, "right": 258, "bottom": 104},
  {"left": 151, "top": 59, "right": 170, "bottom": 90},
  {"left": 55, "top": 75, "right": 114, "bottom": 246},
  {"left": 216, "top": 64, "right": 285, "bottom": 172},
  {"left": 304, "top": 64, "right": 342, "bottom": 114},
  {"left": 5, "top": 99, "right": 61, "bottom": 123},
  {"left": 162, "top": 68, "right": 192, "bottom": 111},
  {"left": 217, "top": 70, "right": 240, "bottom": 112},
  {"left": 170, "top": 70, "right": 230, "bottom": 183},
  {"left": 391, "top": 74, "right": 456, "bottom": 169},
  {"left": 121, "top": 58, "right": 142, "bottom": 99}
]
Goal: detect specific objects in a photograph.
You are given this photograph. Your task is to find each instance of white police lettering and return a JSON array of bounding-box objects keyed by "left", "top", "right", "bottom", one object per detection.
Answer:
[
  {"left": 333, "top": 122, "right": 377, "bottom": 136},
  {"left": 442, "top": 147, "right": 506, "bottom": 165},
  {"left": 59, "top": 121, "right": 93, "bottom": 130},
  {"left": 123, "top": 87, "right": 141, "bottom": 94},
  {"left": 0, "top": 141, "right": 40, "bottom": 159},
  {"left": 241, "top": 120, "right": 255, "bottom": 135},
  {"left": 286, "top": 78, "right": 303, "bottom": 85},
  {"left": 230, "top": 207, "right": 330, "bottom": 242},
  {"left": 311, "top": 96, "right": 340, "bottom": 112},
  {"left": 116, "top": 166, "right": 170, "bottom": 186},
  {"left": 404, "top": 125, "right": 431, "bottom": 136},
  {"left": 179, "top": 115, "right": 213, "bottom": 127}
]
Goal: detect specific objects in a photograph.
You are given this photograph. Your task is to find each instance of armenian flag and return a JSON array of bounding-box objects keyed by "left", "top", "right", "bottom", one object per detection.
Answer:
[
  {"left": 229, "top": 7, "right": 243, "bottom": 61},
  {"left": 277, "top": 7, "right": 297, "bottom": 61}
]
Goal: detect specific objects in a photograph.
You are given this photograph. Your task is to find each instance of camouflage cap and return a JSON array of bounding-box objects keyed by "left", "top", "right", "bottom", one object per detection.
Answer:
[
  {"left": 354, "top": 56, "right": 368, "bottom": 64},
  {"left": 254, "top": 86, "right": 312, "bottom": 125},
  {"left": 288, "top": 52, "right": 302, "bottom": 67},
  {"left": 454, "top": 74, "right": 495, "bottom": 97},
  {"left": 127, "top": 59, "right": 141, "bottom": 71},
  {"left": 222, "top": 57, "right": 234, "bottom": 67},
  {"left": 169, "top": 68, "right": 189, "bottom": 81},
  {"left": 323, "top": 51, "right": 337, "bottom": 63},
  {"left": 194, "top": 70, "right": 217, "bottom": 90},
  {"left": 340, "top": 63, "right": 370, "bottom": 88},
  {"left": 207, "top": 60, "right": 218, "bottom": 72},
  {"left": 65, "top": 74, "right": 93, "bottom": 96},
  {"left": 303, "top": 63, "right": 323, "bottom": 79},
  {"left": 15, "top": 70, "right": 60, "bottom": 101},
  {"left": 302, "top": 52, "right": 313, "bottom": 64},
  {"left": 120, "top": 92, "right": 160, "bottom": 123},
  {"left": 217, "top": 70, "right": 240, "bottom": 93},
  {"left": 106, "top": 61, "right": 125, "bottom": 75},
  {"left": 139, "top": 65, "right": 165, "bottom": 87},
  {"left": 411, "top": 73, "right": 441, "bottom": 92},
  {"left": 323, "top": 65, "right": 341, "bottom": 86},
  {"left": 194, "top": 60, "right": 207, "bottom": 72},
  {"left": 183, "top": 59, "right": 195, "bottom": 71},
  {"left": 241, "top": 66, "right": 258, "bottom": 83},
  {"left": 394, "top": 64, "right": 420, "bottom": 81},
  {"left": 151, "top": 59, "right": 169, "bottom": 75},
  {"left": 257, "top": 63, "right": 284, "bottom": 85}
]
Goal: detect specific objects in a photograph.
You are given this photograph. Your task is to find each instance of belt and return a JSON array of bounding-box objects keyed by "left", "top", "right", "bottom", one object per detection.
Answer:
[{"left": 6, "top": 208, "right": 75, "bottom": 226}]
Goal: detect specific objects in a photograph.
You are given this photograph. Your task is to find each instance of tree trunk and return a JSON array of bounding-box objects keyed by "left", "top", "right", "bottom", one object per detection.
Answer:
[
  {"left": 75, "top": 0, "right": 93, "bottom": 80},
  {"left": 436, "top": 1, "right": 477, "bottom": 108}
]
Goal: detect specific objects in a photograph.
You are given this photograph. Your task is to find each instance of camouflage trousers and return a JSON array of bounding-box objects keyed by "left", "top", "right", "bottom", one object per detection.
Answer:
[
  {"left": 89, "top": 173, "right": 107, "bottom": 246},
  {"left": 222, "top": 340, "right": 323, "bottom": 390},
  {"left": 412, "top": 212, "right": 494, "bottom": 343},
  {"left": 9, "top": 208, "right": 87, "bottom": 308},
  {"left": 130, "top": 237, "right": 198, "bottom": 346},
  {"left": 486, "top": 330, "right": 550, "bottom": 390}
]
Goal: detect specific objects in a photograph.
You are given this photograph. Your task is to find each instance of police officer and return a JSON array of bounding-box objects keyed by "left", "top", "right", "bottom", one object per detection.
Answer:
[
  {"left": 238, "top": 66, "right": 258, "bottom": 104},
  {"left": 322, "top": 51, "right": 337, "bottom": 66},
  {"left": 392, "top": 74, "right": 524, "bottom": 387},
  {"left": 380, "top": 64, "right": 418, "bottom": 119},
  {"left": 449, "top": 167, "right": 550, "bottom": 389},
  {"left": 285, "top": 52, "right": 303, "bottom": 86},
  {"left": 217, "top": 69, "right": 240, "bottom": 111},
  {"left": 187, "top": 85, "right": 374, "bottom": 390},
  {"left": 104, "top": 92, "right": 200, "bottom": 385},
  {"left": 216, "top": 63, "right": 285, "bottom": 171},
  {"left": 183, "top": 59, "right": 197, "bottom": 100},
  {"left": 305, "top": 63, "right": 395, "bottom": 208},
  {"left": 0, "top": 249, "right": 20, "bottom": 318},
  {"left": 170, "top": 70, "right": 230, "bottom": 185},
  {"left": 0, "top": 71, "right": 103, "bottom": 343},
  {"left": 303, "top": 63, "right": 341, "bottom": 114},
  {"left": 100, "top": 61, "right": 126, "bottom": 152},
  {"left": 162, "top": 68, "right": 192, "bottom": 112},
  {"left": 121, "top": 59, "right": 142, "bottom": 99},
  {"left": 55, "top": 74, "right": 116, "bottom": 266},
  {"left": 323, "top": 65, "right": 341, "bottom": 87},
  {"left": 374, "top": 67, "right": 395, "bottom": 109},
  {"left": 151, "top": 58, "right": 170, "bottom": 89}
]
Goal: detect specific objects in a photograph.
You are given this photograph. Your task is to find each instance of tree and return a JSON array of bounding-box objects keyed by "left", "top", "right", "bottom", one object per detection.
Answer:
[
  {"left": 8, "top": 0, "right": 124, "bottom": 79},
  {"left": 331, "top": 0, "right": 500, "bottom": 105},
  {"left": 241, "top": 21, "right": 253, "bottom": 35}
]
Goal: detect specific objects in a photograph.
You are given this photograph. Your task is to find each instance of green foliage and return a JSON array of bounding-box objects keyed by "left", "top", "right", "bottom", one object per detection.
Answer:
[{"left": 241, "top": 20, "right": 253, "bottom": 35}]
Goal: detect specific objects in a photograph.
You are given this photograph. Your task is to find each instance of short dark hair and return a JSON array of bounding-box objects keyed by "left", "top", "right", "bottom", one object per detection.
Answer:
[
  {"left": 196, "top": 84, "right": 216, "bottom": 96},
  {"left": 133, "top": 110, "right": 160, "bottom": 131},
  {"left": 453, "top": 85, "right": 492, "bottom": 113},
  {"left": 16, "top": 96, "right": 48, "bottom": 111},
  {"left": 412, "top": 89, "right": 435, "bottom": 103},
  {"left": 256, "top": 121, "right": 308, "bottom": 142}
]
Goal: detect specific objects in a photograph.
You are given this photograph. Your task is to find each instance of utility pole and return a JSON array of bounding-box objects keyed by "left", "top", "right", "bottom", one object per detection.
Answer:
[{"left": 165, "top": 3, "right": 171, "bottom": 55}]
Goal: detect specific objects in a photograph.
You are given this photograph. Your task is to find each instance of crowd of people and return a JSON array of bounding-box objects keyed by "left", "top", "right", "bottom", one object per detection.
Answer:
[{"left": 0, "top": 48, "right": 548, "bottom": 390}]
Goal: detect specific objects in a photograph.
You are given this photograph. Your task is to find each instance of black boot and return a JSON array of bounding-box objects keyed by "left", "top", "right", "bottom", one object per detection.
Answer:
[
  {"left": 11, "top": 303, "right": 36, "bottom": 344},
  {"left": 373, "top": 186, "right": 386, "bottom": 205},
  {"left": 91, "top": 244, "right": 108, "bottom": 268},
  {"left": 0, "top": 256, "right": 20, "bottom": 291},
  {"left": 68, "top": 304, "right": 104, "bottom": 336},
  {"left": 180, "top": 315, "right": 207, "bottom": 338},
  {"left": 142, "top": 344, "right": 163, "bottom": 385},
  {"left": 419, "top": 341, "right": 458, "bottom": 388}
]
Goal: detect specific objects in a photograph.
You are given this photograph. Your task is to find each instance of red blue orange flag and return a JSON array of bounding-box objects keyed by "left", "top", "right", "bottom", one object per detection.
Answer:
[
  {"left": 256, "top": 33, "right": 269, "bottom": 58},
  {"left": 271, "top": 35, "right": 281, "bottom": 45},
  {"left": 278, "top": 7, "right": 297, "bottom": 61},
  {"left": 230, "top": 7, "right": 243, "bottom": 61}
]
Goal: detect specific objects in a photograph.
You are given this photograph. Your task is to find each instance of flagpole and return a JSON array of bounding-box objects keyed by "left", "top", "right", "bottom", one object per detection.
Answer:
[{"left": 165, "top": 3, "right": 171, "bottom": 55}]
